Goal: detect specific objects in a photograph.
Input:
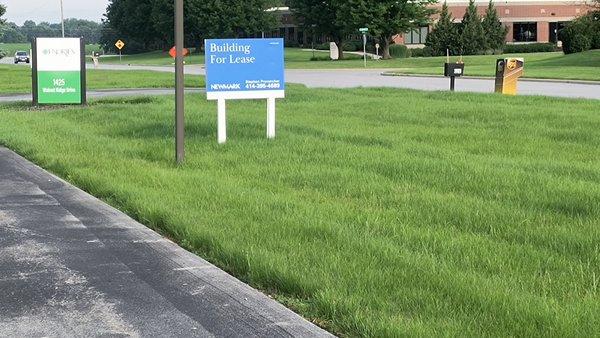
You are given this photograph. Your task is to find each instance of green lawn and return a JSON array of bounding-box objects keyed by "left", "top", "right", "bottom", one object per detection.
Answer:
[
  {"left": 0, "top": 86, "right": 599, "bottom": 337},
  {"left": 385, "top": 50, "right": 600, "bottom": 81},
  {"left": 0, "top": 65, "right": 204, "bottom": 94}
]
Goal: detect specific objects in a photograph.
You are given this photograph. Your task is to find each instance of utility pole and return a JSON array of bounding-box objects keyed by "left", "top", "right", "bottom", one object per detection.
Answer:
[
  {"left": 60, "top": 0, "right": 65, "bottom": 37},
  {"left": 175, "top": 0, "right": 185, "bottom": 164}
]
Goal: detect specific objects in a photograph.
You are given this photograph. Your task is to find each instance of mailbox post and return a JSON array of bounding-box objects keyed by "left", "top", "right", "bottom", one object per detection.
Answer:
[
  {"left": 444, "top": 62, "right": 464, "bottom": 91},
  {"left": 495, "top": 58, "right": 524, "bottom": 95}
]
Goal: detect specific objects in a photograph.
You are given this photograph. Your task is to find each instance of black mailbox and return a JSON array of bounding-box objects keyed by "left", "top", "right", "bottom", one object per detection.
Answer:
[{"left": 444, "top": 62, "right": 464, "bottom": 77}]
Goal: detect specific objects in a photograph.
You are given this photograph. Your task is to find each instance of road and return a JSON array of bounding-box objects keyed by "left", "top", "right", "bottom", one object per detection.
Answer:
[
  {"left": 0, "top": 147, "right": 332, "bottom": 337},
  {"left": 1, "top": 61, "right": 598, "bottom": 100},
  {"left": 90, "top": 63, "right": 600, "bottom": 100}
]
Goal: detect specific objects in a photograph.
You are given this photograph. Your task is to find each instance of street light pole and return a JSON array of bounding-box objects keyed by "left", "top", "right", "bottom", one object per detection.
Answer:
[
  {"left": 60, "top": 0, "right": 65, "bottom": 37},
  {"left": 175, "top": 0, "right": 185, "bottom": 164}
]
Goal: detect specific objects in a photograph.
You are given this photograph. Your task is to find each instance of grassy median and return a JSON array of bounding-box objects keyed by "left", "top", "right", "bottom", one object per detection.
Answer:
[
  {"left": 0, "top": 87, "right": 599, "bottom": 337},
  {"left": 0, "top": 65, "right": 204, "bottom": 94}
]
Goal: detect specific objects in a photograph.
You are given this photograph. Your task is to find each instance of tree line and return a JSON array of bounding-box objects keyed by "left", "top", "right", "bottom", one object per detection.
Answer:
[
  {"left": 102, "top": 0, "right": 436, "bottom": 59},
  {"left": 288, "top": 0, "right": 436, "bottom": 59},
  {"left": 101, "top": 0, "right": 279, "bottom": 53},
  {"left": 0, "top": 18, "right": 103, "bottom": 44}
]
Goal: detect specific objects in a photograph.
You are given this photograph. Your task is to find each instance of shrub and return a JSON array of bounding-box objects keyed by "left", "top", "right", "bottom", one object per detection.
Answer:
[
  {"left": 410, "top": 48, "right": 424, "bottom": 57},
  {"left": 389, "top": 44, "right": 411, "bottom": 58},
  {"left": 566, "top": 34, "right": 592, "bottom": 54},
  {"left": 503, "top": 43, "right": 556, "bottom": 53},
  {"left": 315, "top": 42, "right": 330, "bottom": 50},
  {"left": 559, "top": 11, "right": 600, "bottom": 54},
  {"left": 0, "top": 50, "right": 6, "bottom": 59},
  {"left": 342, "top": 40, "right": 363, "bottom": 52},
  {"left": 410, "top": 46, "right": 433, "bottom": 57},
  {"left": 310, "top": 54, "right": 362, "bottom": 62},
  {"left": 592, "top": 27, "right": 600, "bottom": 49},
  {"left": 285, "top": 40, "right": 300, "bottom": 48}
]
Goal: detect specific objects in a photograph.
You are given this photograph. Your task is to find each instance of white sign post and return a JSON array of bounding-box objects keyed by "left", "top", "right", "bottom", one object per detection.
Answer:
[
  {"left": 329, "top": 42, "right": 339, "bottom": 61},
  {"left": 205, "top": 39, "right": 285, "bottom": 144}
]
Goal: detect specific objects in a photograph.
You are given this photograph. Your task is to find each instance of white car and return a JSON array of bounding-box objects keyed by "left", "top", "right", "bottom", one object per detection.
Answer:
[{"left": 14, "top": 51, "right": 30, "bottom": 64}]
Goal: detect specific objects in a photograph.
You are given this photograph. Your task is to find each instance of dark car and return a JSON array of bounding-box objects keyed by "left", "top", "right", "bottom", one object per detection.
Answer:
[{"left": 14, "top": 51, "right": 30, "bottom": 64}]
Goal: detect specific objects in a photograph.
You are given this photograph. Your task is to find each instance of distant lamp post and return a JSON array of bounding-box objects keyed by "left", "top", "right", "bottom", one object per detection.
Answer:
[{"left": 60, "top": 0, "right": 65, "bottom": 37}]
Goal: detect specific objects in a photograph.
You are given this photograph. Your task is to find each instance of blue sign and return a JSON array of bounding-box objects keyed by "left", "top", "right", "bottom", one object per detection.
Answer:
[{"left": 205, "top": 38, "right": 285, "bottom": 99}]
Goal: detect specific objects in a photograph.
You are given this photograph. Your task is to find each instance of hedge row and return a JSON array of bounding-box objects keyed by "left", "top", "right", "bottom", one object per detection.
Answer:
[{"left": 503, "top": 43, "right": 557, "bottom": 53}]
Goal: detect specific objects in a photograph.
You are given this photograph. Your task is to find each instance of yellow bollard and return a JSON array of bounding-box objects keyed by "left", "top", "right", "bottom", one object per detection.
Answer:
[{"left": 494, "top": 58, "right": 524, "bottom": 95}]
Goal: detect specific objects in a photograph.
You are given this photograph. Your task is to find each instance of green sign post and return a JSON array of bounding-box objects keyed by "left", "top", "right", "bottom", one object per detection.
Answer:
[
  {"left": 32, "top": 37, "right": 86, "bottom": 105},
  {"left": 359, "top": 28, "right": 369, "bottom": 68}
]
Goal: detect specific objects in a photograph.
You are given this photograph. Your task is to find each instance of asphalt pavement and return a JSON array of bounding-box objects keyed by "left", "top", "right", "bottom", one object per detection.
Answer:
[
  {"left": 0, "top": 147, "right": 332, "bottom": 337},
  {"left": 89, "top": 63, "right": 600, "bottom": 100},
  {"left": 1, "top": 62, "right": 598, "bottom": 100}
]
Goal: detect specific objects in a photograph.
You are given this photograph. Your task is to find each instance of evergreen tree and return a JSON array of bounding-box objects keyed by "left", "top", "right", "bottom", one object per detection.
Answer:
[
  {"left": 482, "top": 0, "right": 508, "bottom": 51},
  {"left": 0, "top": 4, "right": 6, "bottom": 45},
  {"left": 459, "top": 0, "right": 485, "bottom": 55},
  {"left": 425, "top": 2, "right": 459, "bottom": 56},
  {"left": 0, "top": 4, "right": 6, "bottom": 33}
]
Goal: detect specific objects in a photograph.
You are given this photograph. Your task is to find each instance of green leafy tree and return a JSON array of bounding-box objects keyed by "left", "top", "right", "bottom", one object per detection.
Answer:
[
  {"left": 481, "top": 0, "right": 507, "bottom": 51},
  {"left": 459, "top": 0, "right": 485, "bottom": 55},
  {"left": 102, "top": 0, "right": 277, "bottom": 53},
  {"left": 150, "top": 0, "right": 277, "bottom": 51},
  {"left": 289, "top": 0, "right": 351, "bottom": 59},
  {"left": 559, "top": 10, "right": 600, "bottom": 54},
  {"left": 0, "top": 4, "right": 5, "bottom": 58},
  {"left": 0, "top": 4, "right": 6, "bottom": 40},
  {"left": 102, "top": 0, "right": 162, "bottom": 53},
  {"left": 1, "top": 22, "right": 28, "bottom": 43},
  {"left": 425, "top": 2, "right": 459, "bottom": 56},
  {"left": 367, "top": 0, "right": 436, "bottom": 59}
]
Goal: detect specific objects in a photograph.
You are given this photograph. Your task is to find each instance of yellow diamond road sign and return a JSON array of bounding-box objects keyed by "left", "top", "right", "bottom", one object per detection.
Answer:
[{"left": 115, "top": 40, "right": 125, "bottom": 50}]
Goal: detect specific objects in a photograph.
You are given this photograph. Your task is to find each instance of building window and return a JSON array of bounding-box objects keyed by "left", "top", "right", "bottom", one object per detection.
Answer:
[
  {"left": 513, "top": 22, "right": 537, "bottom": 42},
  {"left": 403, "top": 26, "right": 429, "bottom": 44},
  {"left": 549, "top": 22, "right": 567, "bottom": 43}
]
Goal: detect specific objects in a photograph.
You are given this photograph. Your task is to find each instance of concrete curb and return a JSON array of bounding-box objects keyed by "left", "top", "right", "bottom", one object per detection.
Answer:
[{"left": 380, "top": 71, "right": 600, "bottom": 86}]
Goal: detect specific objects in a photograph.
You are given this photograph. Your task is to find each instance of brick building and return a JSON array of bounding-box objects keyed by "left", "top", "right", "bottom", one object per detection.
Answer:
[{"left": 269, "top": 1, "right": 594, "bottom": 47}]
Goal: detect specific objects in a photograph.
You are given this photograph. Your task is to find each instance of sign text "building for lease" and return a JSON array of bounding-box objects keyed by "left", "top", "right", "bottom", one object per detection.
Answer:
[{"left": 208, "top": 42, "right": 256, "bottom": 64}]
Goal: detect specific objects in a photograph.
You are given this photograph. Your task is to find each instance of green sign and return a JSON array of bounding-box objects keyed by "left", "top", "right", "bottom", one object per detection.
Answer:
[
  {"left": 359, "top": 28, "right": 369, "bottom": 33},
  {"left": 35, "top": 38, "right": 85, "bottom": 105}
]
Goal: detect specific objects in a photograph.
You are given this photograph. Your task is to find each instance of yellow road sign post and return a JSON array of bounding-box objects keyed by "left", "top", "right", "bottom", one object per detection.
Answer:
[
  {"left": 115, "top": 40, "right": 125, "bottom": 62},
  {"left": 494, "top": 58, "right": 524, "bottom": 95}
]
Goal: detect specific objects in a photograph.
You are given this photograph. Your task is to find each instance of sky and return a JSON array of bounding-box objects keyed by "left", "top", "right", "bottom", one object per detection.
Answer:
[{"left": 0, "top": 0, "right": 110, "bottom": 25}]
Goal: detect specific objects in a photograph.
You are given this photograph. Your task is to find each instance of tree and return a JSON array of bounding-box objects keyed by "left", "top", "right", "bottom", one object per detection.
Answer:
[
  {"left": 559, "top": 10, "right": 600, "bottom": 54},
  {"left": 0, "top": 4, "right": 5, "bottom": 58},
  {"left": 1, "top": 22, "right": 28, "bottom": 43},
  {"left": 0, "top": 4, "right": 6, "bottom": 40},
  {"left": 459, "top": 0, "right": 485, "bottom": 55},
  {"left": 289, "top": 0, "right": 351, "bottom": 59},
  {"left": 367, "top": 0, "right": 436, "bottom": 59},
  {"left": 481, "top": 0, "right": 507, "bottom": 51},
  {"left": 425, "top": 2, "right": 459, "bottom": 56},
  {"left": 102, "top": 0, "right": 162, "bottom": 53},
  {"left": 102, "top": 0, "right": 278, "bottom": 53}
]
